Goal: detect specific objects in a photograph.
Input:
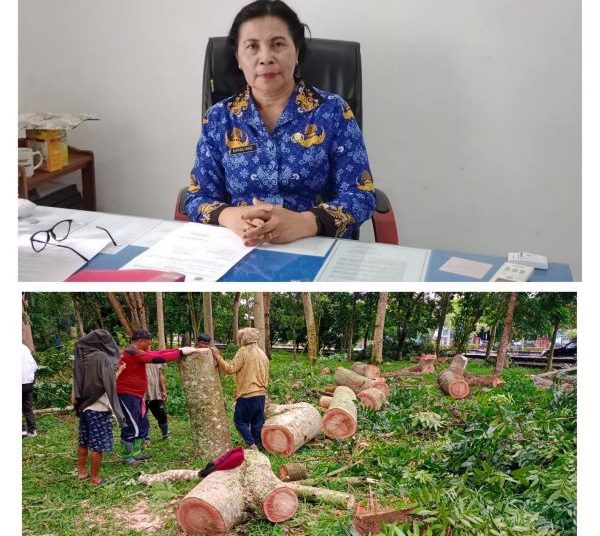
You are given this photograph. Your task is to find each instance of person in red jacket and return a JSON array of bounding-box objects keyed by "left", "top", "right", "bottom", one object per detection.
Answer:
[{"left": 116, "top": 329, "right": 196, "bottom": 465}]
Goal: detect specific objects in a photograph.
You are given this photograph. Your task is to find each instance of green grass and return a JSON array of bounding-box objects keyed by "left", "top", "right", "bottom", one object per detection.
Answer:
[{"left": 22, "top": 352, "right": 576, "bottom": 535}]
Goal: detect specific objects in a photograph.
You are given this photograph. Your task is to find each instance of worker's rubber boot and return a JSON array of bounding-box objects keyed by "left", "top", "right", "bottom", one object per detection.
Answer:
[
  {"left": 159, "top": 422, "right": 169, "bottom": 440},
  {"left": 122, "top": 441, "right": 139, "bottom": 466},
  {"left": 133, "top": 438, "right": 150, "bottom": 461}
]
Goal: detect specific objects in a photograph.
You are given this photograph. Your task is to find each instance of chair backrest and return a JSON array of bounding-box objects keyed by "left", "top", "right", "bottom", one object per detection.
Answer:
[{"left": 202, "top": 37, "right": 363, "bottom": 128}]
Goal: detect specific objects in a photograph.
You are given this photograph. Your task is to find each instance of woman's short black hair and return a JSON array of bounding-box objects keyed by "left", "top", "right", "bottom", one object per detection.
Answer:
[{"left": 228, "top": 0, "right": 309, "bottom": 61}]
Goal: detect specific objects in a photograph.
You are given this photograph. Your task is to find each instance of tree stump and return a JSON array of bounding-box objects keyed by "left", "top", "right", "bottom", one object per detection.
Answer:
[
  {"left": 277, "top": 463, "right": 308, "bottom": 482},
  {"left": 177, "top": 449, "right": 297, "bottom": 535},
  {"left": 261, "top": 402, "right": 322, "bottom": 456},
  {"left": 322, "top": 386, "right": 358, "bottom": 439},
  {"left": 351, "top": 362, "right": 381, "bottom": 379},
  {"left": 358, "top": 388, "right": 386, "bottom": 410},
  {"left": 179, "top": 349, "right": 232, "bottom": 459}
]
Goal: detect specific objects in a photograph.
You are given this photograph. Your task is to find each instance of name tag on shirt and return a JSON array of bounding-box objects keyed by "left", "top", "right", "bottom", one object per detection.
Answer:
[{"left": 229, "top": 144, "right": 258, "bottom": 155}]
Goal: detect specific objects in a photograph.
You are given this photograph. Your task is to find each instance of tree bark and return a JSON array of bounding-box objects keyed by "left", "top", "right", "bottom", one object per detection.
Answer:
[
  {"left": 371, "top": 292, "right": 389, "bottom": 364},
  {"left": 179, "top": 349, "right": 232, "bottom": 459},
  {"left": 107, "top": 293, "right": 133, "bottom": 337},
  {"left": 203, "top": 292, "right": 214, "bottom": 338},
  {"left": 156, "top": 292, "right": 166, "bottom": 350},
  {"left": 254, "top": 292, "right": 266, "bottom": 351},
  {"left": 383, "top": 354, "right": 437, "bottom": 376},
  {"left": 495, "top": 293, "right": 518, "bottom": 374},
  {"left": 484, "top": 324, "right": 497, "bottom": 363},
  {"left": 302, "top": 293, "right": 318, "bottom": 364},
  {"left": 231, "top": 292, "right": 241, "bottom": 344},
  {"left": 70, "top": 294, "right": 85, "bottom": 338},
  {"left": 319, "top": 396, "right": 333, "bottom": 409},
  {"left": 176, "top": 449, "right": 297, "bottom": 534},
  {"left": 435, "top": 293, "right": 450, "bottom": 356},
  {"left": 261, "top": 402, "right": 322, "bottom": 456},
  {"left": 22, "top": 294, "right": 35, "bottom": 353},
  {"left": 545, "top": 322, "right": 560, "bottom": 371},
  {"left": 351, "top": 362, "right": 381, "bottom": 379},
  {"left": 139, "top": 469, "right": 199, "bottom": 486},
  {"left": 322, "top": 386, "right": 358, "bottom": 439},
  {"left": 283, "top": 482, "right": 355, "bottom": 509},
  {"left": 438, "top": 368, "right": 469, "bottom": 399}
]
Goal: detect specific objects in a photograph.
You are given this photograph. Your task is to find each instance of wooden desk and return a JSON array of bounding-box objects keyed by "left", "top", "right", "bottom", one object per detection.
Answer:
[{"left": 18, "top": 141, "right": 96, "bottom": 210}]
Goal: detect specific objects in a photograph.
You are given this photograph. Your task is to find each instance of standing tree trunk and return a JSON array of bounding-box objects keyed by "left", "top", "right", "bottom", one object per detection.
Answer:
[
  {"left": 232, "top": 292, "right": 241, "bottom": 343},
  {"left": 71, "top": 294, "right": 85, "bottom": 338},
  {"left": 347, "top": 293, "right": 357, "bottom": 359},
  {"left": 396, "top": 293, "right": 424, "bottom": 358},
  {"left": 156, "top": 292, "right": 166, "bottom": 350},
  {"left": 435, "top": 292, "right": 450, "bottom": 356},
  {"left": 94, "top": 302, "right": 105, "bottom": 330},
  {"left": 179, "top": 349, "right": 232, "bottom": 459},
  {"left": 123, "top": 292, "right": 148, "bottom": 330},
  {"left": 371, "top": 292, "right": 389, "bottom": 364},
  {"left": 545, "top": 322, "right": 561, "bottom": 371},
  {"left": 495, "top": 293, "right": 518, "bottom": 374},
  {"left": 254, "top": 293, "right": 266, "bottom": 351},
  {"left": 22, "top": 294, "right": 35, "bottom": 353},
  {"left": 264, "top": 293, "right": 271, "bottom": 358},
  {"left": 107, "top": 293, "right": 133, "bottom": 337},
  {"left": 302, "top": 293, "right": 318, "bottom": 364},
  {"left": 484, "top": 324, "right": 497, "bottom": 363},
  {"left": 203, "top": 292, "right": 214, "bottom": 338}
]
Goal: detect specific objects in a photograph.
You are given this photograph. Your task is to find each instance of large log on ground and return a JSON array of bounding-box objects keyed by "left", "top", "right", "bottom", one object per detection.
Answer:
[
  {"left": 277, "top": 463, "right": 308, "bottom": 482},
  {"left": 334, "top": 367, "right": 389, "bottom": 396},
  {"left": 180, "top": 349, "right": 232, "bottom": 459},
  {"left": 322, "top": 386, "right": 357, "bottom": 439},
  {"left": 177, "top": 449, "right": 297, "bottom": 535},
  {"left": 449, "top": 354, "right": 468, "bottom": 371},
  {"left": 438, "top": 368, "right": 469, "bottom": 399},
  {"left": 284, "top": 482, "right": 356, "bottom": 509},
  {"left": 464, "top": 373, "right": 504, "bottom": 387},
  {"left": 351, "top": 362, "right": 381, "bottom": 379},
  {"left": 384, "top": 354, "right": 438, "bottom": 377},
  {"left": 139, "top": 469, "right": 199, "bottom": 486},
  {"left": 261, "top": 402, "right": 322, "bottom": 456},
  {"left": 358, "top": 388, "right": 387, "bottom": 410}
]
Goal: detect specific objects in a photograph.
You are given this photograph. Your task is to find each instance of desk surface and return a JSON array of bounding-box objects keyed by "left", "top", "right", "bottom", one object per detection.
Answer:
[{"left": 18, "top": 207, "right": 573, "bottom": 282}]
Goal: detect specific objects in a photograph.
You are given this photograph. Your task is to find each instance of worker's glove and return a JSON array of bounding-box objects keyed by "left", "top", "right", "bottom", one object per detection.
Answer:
[{"left": 180, "top": 346, "right": 198, "bottom": 356}]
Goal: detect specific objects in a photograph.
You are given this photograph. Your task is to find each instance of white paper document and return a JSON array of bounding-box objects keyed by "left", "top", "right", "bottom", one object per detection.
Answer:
[
  {"left": 315, "top": 241, "right": 431, "bottom": 282},
  {"left": 122, "top": 222, "right": 253, "bottom": 281},
  {"left": 18, "top": 206, "right": 103, "bottom": 235},
  {"left": 18, "top": 233, "right": 111, "bottom": 282},
  {"left": 439, "top": 256, "right": 493, "bottom": 279},
  {"left": 87, "top": 214, "right": 164, "bottom": 254},
  {"left": 257, "top": 236, "right": 335, "bottom": 257},
  {"left": 132, "top": 221, "right": 185, "bottom": 248}
]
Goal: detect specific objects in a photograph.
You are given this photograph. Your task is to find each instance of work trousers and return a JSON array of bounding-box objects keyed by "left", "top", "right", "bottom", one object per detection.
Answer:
[
  {"left": 233, "top": 395, "right": 265, "bottom": 447},
  {"left": 22, "top": 382, "right": 36, "bottom": 433}
]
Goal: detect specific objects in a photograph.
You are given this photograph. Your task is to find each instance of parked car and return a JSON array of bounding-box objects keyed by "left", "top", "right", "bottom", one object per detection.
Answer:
[{"left": 540, "top": 338, "right": 577, "bottom": 358}]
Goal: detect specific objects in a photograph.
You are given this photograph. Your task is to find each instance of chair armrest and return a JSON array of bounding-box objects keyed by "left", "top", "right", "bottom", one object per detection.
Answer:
[{"left": 174, "top": 187, "right": 190, "bottom": 221}]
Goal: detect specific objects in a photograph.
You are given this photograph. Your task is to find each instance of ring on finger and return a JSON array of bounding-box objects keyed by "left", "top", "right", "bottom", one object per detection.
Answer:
[{"left": 267, "top": 232, "right": 273, "bottom": 240}]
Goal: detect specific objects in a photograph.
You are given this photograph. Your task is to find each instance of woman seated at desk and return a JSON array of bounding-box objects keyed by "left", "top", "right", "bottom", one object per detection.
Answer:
[{"left": 186, "top": 0, "right": 376, "bottom": 246}]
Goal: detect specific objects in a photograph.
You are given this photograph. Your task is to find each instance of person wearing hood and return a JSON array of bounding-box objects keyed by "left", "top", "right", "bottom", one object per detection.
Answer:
[
  {"left": 72, "top": 329, "right": 126, "bottom": 486},
  {"left": 116, "top": 329, "right": 196, "bottom": 465},
  {"left": 209, "top": 328, "right": 269, "bottom": 450}
]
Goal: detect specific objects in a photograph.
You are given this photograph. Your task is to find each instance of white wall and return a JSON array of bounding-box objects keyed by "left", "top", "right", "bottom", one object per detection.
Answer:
[{"left": 19, "top": 0, "right": 581, "bottom": 278}]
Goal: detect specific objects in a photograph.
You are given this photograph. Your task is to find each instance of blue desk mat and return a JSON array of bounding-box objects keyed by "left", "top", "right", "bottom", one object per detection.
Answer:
[
  {"left": 426, "top": 249, "right": 573, "bottom": 282},
  {"left": 80, "top": 245, "right": 325, "bottom": 282},
  {"left": 220, "top": 249, "right": 325, "bottom": 282}
]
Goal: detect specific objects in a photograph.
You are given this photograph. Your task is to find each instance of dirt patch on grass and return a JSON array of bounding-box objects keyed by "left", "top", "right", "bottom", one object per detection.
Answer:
[{"left": 82, "top": 499, "right": 172, "bottom": 533}]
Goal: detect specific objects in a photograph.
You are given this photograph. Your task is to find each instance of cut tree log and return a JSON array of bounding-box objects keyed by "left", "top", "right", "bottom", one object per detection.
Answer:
[
  {"left": 534, "top": 366, "right": 577, "bottom": 379},
  {"left": 177, "top": 449, "right": 297, "bottom": 535},
  {"left": 283, "top": 482, "right": 356, "bottom": 509},
  {"left": 438, "top": 368, "right": 469, "bottom": 399},
  {"left": 464, "top": 373, "right": 504, "bottom": 387},
  {"left": 179, "top": 349, "right": 232, "bottom": 459},
  {"left": 351, "top": 362, "right": 381, "bottom": 379},
  {"left": 322, "top": 386, "right": 358, "bottom": 439},
  {"left": 449, "top": 354, "right": 468, "bottom": 371},
  {"left": 139, "top": 469, "right": 199, "bottom": 486},
  {"left": 319, "top": 396, "right": 333, "bottom": 409},
  {"left": 382, "top": 354, "right": 437, "bottom": 377},
  {"left": 261, "top": 402, "right": 322, "bottom": 456},
  {"left": 33, "top": 405, "right": 74, "bottom": 415},
  {"left": 334, "top": 367, "right": 389, "bottom": 397},
  {"left": 277, "top": 463, "right": 308, "bottom": 482},
  {"left": 358, "top": 388, "right": 387, "bottom": 410}
]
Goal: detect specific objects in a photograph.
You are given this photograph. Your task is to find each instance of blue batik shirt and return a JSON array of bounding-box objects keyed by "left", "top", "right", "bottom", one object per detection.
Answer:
[{"left": 186, "top": 80, "right": 376, "bottom": 238}]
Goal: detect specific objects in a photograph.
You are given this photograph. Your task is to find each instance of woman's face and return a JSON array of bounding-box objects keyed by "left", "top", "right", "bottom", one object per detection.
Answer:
[{"left": 236, "top": 16, "right": 298, "bottom": 96}]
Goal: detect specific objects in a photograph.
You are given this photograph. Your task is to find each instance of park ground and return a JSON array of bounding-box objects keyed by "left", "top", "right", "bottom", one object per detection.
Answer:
[{"left": 22, "top": 351, "right": 576, "bottom": 536}]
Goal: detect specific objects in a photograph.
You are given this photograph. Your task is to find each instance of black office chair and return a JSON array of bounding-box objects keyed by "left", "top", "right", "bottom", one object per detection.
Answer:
[{"left": 175, "top": 37, "right": 399, "bottom": 244}]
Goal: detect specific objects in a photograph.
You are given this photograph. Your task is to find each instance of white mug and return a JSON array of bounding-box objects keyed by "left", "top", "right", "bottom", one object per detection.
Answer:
[{"left": 18, "top": 147, "right": 43, "bottom": 178}]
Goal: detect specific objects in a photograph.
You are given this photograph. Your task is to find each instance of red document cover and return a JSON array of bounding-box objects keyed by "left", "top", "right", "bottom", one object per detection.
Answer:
[{"left": 65, "top": 269, "right": 185, "bottom": 282}]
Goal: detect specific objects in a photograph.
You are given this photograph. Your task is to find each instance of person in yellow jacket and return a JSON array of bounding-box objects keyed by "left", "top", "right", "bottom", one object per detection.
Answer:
[{"left": 209, "top": 328, "right": 269, "bottom": 450}]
